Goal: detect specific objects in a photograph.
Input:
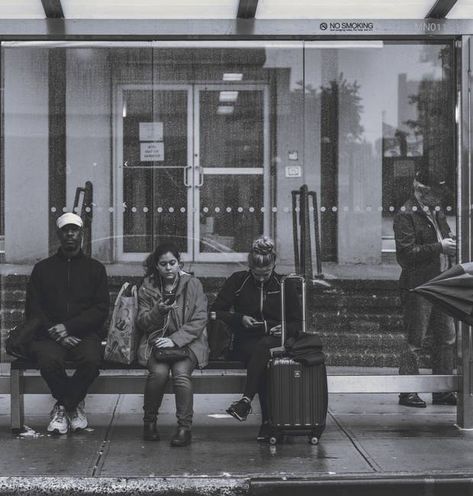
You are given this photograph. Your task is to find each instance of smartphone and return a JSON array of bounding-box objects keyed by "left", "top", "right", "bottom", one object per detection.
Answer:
[{"left": 163, "top": 293, "right": 176, "bottom": 305}]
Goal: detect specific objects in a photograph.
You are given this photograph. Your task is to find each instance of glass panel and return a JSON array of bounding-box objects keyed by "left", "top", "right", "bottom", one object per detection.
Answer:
[
  {"left": 0, "top": 0, "right": 45, "bottom": 18},
  {"left": 198, "top": 87, "right": 266, "bottom": 257},
  {"left": 304, "top": 42, "right": 455, "bottom": 265},
  {"left": 122, "top": 88, "right": 188, "bottom": 253},
  {"left": 62, "top": 0, "right": 239, "bottom": 19},
  {"left": 199, "top": 175, "right": 264, "bottom": 253},
  {"left": 257, "top": 0, "right": 435, "bottom": 19},
  {"left": 0, "top": 40, "right": 460, "bottom": 378},
  {"left": 200, "top": 89, "right": 264, "bottom": 168},
  {"left": 447, "top": 3, "right": 473, "bottom": 18}
]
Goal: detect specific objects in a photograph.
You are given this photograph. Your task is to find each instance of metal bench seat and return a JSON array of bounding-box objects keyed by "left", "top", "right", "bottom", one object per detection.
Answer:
[{"left": 9, "top": 359, "right": 459, "bottom": 433}]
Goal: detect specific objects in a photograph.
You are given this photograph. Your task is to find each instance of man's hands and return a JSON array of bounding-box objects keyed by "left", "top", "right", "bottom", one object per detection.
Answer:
[
  {"left": 48, "top": 323, "right": 68, "bottom": 341},
  {"left": 441, "top": 237, "right": 456, "bottom": 256},
  {"left": 61, "top": 336, "right": 82, "bottom": 349},
  {"left": 48, "top": 324, "right": 81, "bottom": 349},
  {"left": 242, "top": 316, "right": 264, "bottom": 329}
]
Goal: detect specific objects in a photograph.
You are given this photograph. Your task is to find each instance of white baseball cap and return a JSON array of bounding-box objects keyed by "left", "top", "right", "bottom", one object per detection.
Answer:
[{"left": 56, "top": 212, "right": 83, "bottom": 230}]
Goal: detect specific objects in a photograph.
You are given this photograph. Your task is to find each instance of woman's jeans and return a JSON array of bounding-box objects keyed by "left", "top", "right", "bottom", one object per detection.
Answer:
[{"left": 143, "top": 351, "right": 197, "bottom": 429}]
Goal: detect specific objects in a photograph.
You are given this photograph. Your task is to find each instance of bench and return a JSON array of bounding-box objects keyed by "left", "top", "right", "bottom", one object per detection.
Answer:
[{"left": 8, "top": 359, "right": 459, "bottom": 433}]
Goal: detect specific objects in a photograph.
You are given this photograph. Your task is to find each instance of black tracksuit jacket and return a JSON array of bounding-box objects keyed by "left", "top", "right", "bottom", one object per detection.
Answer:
[
  {"left": 210, "top": 270, "right": 302, "bottom": 340},
  {"left": 25, "top": 249, "right": 110, "bottom": 337}
]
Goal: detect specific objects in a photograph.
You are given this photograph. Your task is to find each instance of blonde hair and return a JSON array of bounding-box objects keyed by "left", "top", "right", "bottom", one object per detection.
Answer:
[{"left": 248, "top": 236, "right": 277, "bottom": 268}]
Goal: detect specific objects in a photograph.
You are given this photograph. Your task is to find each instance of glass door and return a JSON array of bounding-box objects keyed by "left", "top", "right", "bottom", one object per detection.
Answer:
[
  {"left": 115, "top": 83, "right": 269, "bottom": 262},
  {"left": 115, "top": 85, "right": 193, "bottom": 261},
  {"left": 194, "top": 84, "right": 269, "bottom": 261}
]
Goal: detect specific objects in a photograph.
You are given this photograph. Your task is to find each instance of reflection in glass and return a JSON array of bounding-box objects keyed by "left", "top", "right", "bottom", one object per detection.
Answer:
[
  {"left": 122, "top": 89, "right": 188, "bottom": 253},
  {"left": 304, "top": 43, "right": 455, "bottom": 263},
  {"left": 199, "top": 175, "right": 264, "bottom": 253}
]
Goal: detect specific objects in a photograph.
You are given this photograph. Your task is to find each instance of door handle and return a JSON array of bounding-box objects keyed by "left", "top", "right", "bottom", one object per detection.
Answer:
[
  {"left": 183, "top": 165, "right": 192, "bottom": 188},
  {"left": 196, "top": 167, "right": 204, "bottom": 188}
]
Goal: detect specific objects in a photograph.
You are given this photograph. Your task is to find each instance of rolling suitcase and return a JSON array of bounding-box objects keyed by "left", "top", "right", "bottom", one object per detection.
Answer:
[{"left": 267, "top": 274, "right": 328, "bottom": 445}]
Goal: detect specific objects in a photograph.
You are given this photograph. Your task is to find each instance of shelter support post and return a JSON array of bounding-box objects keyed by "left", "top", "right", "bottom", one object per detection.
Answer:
[
  {"left": 457, "top": 324, "right": 473, "bottom": 428},
  {"left": 457, "top": 36, "right": 473, "bottom": 428}
]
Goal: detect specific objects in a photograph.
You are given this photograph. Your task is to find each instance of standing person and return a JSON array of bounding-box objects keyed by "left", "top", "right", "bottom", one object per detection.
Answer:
[
  {"left": 26, "top": 212, "right": 109, "bottom": 434},
  {"left": 210, "top": 237, "right": 302, "bottom": 441},
  {"left": 394, "top": 170, "right": 457, "bottom": 407},
  {"left": 137, "top": 243, "right": 209, "bottom": 447}
]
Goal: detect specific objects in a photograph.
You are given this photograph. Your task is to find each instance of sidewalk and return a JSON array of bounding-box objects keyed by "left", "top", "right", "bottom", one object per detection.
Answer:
[{"left": 1, "top": 378, "right": 473, "bottom": 496}]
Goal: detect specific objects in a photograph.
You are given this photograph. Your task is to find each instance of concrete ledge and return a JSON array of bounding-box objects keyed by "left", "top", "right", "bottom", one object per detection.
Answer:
[
  {"left": 1, "top": 475, "right": 473, "bottom": 496},
  {"left": 251, "top": 475, "right": 473, "bottom": 496},
  {"left": 0, "top": 477, "right": 248, "bottom": 496}
]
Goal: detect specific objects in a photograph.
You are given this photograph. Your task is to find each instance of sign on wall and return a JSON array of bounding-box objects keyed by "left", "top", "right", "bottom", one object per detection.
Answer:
[
  {"left": 140, "top": 142, "right": 164, "bottom": 161},
  {"left": 139, "top": 122, "right": 163, "bottom": 142}
]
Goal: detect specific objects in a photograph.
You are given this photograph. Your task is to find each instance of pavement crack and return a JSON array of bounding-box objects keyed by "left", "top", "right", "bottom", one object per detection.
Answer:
[
  {"left": 91, "top": 394, "right": 121, "bottom": 477},
  {"left": 328, "top": 409, "right": 382, "bottom": 473}
]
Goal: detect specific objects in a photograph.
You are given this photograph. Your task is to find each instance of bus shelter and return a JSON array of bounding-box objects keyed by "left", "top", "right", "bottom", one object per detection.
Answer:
[{"left": 0, "top": 0, "right": 473, "bottom": 427}]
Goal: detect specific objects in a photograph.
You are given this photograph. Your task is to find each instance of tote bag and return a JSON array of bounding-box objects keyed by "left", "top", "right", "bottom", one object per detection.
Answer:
[{"left": 104, "top": 282, "right": 139, "bottom": 364}]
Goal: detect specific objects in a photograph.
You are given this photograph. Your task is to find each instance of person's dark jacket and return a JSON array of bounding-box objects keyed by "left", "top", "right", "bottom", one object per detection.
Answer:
[
  {"left": 393, "top": 197, "right": 453, "bottom": 290},
  {"left": 210, "top": 270, "right": 302, "bottom": 338},
  {"left": 25, "top": 249, "right": 110, "bottom": 338}
]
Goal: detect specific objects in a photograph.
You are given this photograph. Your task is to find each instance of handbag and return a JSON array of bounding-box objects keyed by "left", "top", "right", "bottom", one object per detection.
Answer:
[
  {"left": 6, "top": 317, "right": 43, "bottom": 360},
  {"left": 153, "top": 346, "right": 191, "bottom": 363},
  {"left": 104, "top": 282, "right": 139, "bottom": 365},
  {"left": 145, "top": 316, "right": 190, "bottom": 364}
]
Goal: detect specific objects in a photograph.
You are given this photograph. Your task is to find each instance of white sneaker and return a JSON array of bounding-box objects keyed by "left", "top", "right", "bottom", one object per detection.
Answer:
[
  {"left": 47, "top": 404, "right": 69, "bottom": 434},
  {"left": 68, "top": 401, "right": 88, "bottom": 432}
]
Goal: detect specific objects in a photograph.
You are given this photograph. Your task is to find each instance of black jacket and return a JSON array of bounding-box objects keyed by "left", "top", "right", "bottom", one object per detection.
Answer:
[
  {"left": 25, "top": 250, "right": 110, "bottom": 337},
  {"left": 393, "top": 197, "right": 453, "bottom": 290},
  {"left": 210, "top": 270, "right": 302, "bottom": 338}
]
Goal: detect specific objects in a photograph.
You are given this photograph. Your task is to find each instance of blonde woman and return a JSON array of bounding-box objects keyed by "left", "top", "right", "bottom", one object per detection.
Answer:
[{"left": 210, "top": 237, "right": 302, "bottom": 441}]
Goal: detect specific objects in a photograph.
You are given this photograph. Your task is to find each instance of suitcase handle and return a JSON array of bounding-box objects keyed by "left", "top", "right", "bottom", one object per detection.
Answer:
[{"left": 270, "top": 273, "right": 306, "bottom": 356}]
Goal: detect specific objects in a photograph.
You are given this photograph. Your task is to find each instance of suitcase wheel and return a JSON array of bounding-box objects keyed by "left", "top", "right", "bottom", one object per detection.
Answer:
[
  {"left": 269, "top": 433, "right": 283, "bottom": 445},
  {"left": 309, "top": 435, "right": 319, "bottom": 445}
]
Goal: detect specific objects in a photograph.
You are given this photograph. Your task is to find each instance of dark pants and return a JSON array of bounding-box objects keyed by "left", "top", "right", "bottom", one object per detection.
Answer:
[
  {"left": 143, "top": 352, "right": 197, "bottom": 429},
  {"left": 231, "top": 334, "right": 280, "bottom": 422},
  {"left": 399, "top": 291, "right": 456, "bottom": 376},
  {"left": 28, "top": 334, "right": 102, "bottom": 411}
]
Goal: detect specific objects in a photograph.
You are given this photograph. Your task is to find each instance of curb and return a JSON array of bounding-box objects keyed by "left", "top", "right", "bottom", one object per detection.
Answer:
[
  {"left": 0, "top": 477, "right": 249, "bottom": 496},
  {"left": 251, "top": 475, "right": 473, "bottom": 496}
]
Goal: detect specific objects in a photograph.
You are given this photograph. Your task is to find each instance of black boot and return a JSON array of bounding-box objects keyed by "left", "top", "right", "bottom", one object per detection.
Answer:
[
  {"left": 143, "top": 421, "right": 160, "bottom": 441},
  {"left": 170, "top": 427, "right": 192, "bottom": 447}
]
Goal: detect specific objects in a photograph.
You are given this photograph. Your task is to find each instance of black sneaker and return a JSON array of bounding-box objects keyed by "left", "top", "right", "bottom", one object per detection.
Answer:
[
  {"left": 256, "top": 421, "right": 272, "bottom": 442},
  {"left": 398, "top": 392, "right": 426, "bottom": 408},
  {"left": 226, "top": 398, "right": 252, "bottom": 421}
]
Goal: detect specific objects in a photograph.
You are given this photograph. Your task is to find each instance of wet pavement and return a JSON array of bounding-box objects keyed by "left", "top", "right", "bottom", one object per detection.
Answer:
[{"left": 1, "top": 383, "right": 473, "bottom": 494}]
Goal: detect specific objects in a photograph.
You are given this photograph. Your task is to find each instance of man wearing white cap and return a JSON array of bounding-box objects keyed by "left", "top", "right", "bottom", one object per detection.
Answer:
[{"left": 25, "top": 212, "right": 109, "bottom": 434}]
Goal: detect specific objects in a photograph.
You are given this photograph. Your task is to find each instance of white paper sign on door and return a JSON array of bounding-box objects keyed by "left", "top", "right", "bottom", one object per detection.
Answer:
[
  {"left": 139, "top": 122, "right": 163, "bottom": 142},
  {"left": 140, "top": 142, "right": 164, "bottom": 162}
]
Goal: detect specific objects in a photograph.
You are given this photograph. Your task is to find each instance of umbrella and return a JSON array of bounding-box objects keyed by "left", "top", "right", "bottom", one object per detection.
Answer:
[{"left": 413, "top": 262, "right": 473, "bottom": 326}]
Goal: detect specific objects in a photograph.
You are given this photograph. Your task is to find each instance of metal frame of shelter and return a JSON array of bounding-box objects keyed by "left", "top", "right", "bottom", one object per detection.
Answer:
[{"left": 2, "top": 7, "right": 473, "bottom": 427}]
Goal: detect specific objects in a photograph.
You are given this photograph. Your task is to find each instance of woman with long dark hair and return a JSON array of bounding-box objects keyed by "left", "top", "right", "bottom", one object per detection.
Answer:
[
  {"left": 210, "top": 236, "right": 302, "bottom": 441},
  {"left": 136, "top": 242, "right": 209, "bottom": 446}
]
